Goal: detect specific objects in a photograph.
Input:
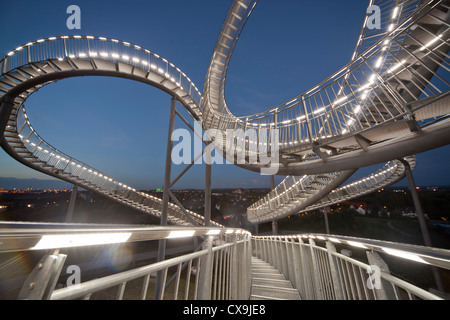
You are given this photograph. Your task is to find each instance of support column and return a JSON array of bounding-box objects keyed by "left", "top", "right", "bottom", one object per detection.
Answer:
[
  {"left": 197, "top": 236, "right": 214, "bottom": 300},
  {"left": 155, "top": 96, "right": 177, "bottom": 299},
  {"left": 323, "top": 206, "right": 330, "bottom": 234},
  {"left": 204, "top": 147, "right": 212, "bottom": 227},
  {"left": 270, "top": 175, "right": 278, "bottom": 235},
  {"left": 399, "top": 159, "right": 444, "bottom": 292},
  {"left": 400, "top": 160, "right": 432, "bottom": 246},
  {"left": 65, "top": 185, "right": 78, "bottom": 223}
]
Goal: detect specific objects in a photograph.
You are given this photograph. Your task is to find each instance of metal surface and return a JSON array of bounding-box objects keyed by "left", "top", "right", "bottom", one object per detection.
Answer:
[
  {"left": 0, "top": 0, "right": 449, "bottom": 301},
  {"left": 252, "top": 234, "right": 448, "bottom": 300}
]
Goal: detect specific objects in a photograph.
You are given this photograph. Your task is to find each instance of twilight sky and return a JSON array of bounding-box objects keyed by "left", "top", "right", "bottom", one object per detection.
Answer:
[{"left": 0, "top": 0, "right": 449, "bottom": 190}]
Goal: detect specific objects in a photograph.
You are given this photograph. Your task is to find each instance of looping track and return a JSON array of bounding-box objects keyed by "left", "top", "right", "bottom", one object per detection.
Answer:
[{"left": 0, "top": 0, "right": 449, "bottom": 225}]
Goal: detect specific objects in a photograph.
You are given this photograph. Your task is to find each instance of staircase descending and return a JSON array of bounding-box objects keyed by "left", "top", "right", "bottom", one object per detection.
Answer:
[{"left": 250, "top": 257, "right": 301, "bottom": 300}]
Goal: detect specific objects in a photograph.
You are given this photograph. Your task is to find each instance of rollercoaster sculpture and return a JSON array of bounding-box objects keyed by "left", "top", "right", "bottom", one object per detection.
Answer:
[
  {"left": 0, "top": 0, "right": 450, "bottom": 302},
  {"left": 0, "top": 0, "right": 449, "bottom": 229}
]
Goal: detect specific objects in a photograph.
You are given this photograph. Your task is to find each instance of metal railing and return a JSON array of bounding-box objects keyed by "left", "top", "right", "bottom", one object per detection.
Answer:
[
  {"left": 252, "top": 234, "right": 450, "bottom": 300},
  {"left": 248, "top": 156, "right": 416, "bottom": 223},
  {"left": 2, "top": 222, "right": 449, "bottom": 300},
  {"left": 0, "top": 223, "right": 251, "bottom": 300},
  {"left": 3, "top": 105, "right": 217, "bottom": 227},
  {"left": 0, "top": 35, "right": 203, "bottom": 110},
  {"left": 203, "top": 0, "right": 450, "bottom": 154}
]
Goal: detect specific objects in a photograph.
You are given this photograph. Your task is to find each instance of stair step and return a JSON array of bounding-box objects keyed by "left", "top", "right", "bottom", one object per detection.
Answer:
[{"left": 251, "top": 256, "right": 301, "bottom": 300}]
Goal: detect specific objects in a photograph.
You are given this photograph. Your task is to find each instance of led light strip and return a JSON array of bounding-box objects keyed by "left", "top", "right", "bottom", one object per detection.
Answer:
[{"left": 32, "top": 232, "right": 132, "bottom": 250}]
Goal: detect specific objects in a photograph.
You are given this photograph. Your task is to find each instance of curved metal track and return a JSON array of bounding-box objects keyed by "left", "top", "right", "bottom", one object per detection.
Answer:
[
  {"left": 0, "top": 0, "right": 449, "bottom": 226},
  {"left": 200, "top": 0, "right": 449, "bottom": 223},
  {"left": 0, "top": 36, "right": 220, "bottom": 227}
]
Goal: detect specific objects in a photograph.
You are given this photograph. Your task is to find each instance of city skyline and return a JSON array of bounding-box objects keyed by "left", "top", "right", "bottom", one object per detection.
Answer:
[{"left": 0, "top": 0, "right": 449, "bottom": 190}]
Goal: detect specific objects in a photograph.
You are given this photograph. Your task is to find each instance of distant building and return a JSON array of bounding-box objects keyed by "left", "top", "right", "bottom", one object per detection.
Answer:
[{"left": 232, "top": 188, "right": 245, "bottom": 194}]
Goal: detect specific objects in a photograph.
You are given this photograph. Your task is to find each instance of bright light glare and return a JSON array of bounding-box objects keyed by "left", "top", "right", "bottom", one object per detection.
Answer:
[
  {"left": 388, "top": 59, "right": 406, "bottom": 73},
  {"left": 166, "top": 230, "right": 195, "bottom": 239},
  {"left": 32, "top": 233, "right": 132, "bottom": 250},
  {"left": 382, "top": 248, "right": 429, "bottom": 264},
  {"left": 347, "top": 241, "right": 368, "bottom": 249},
  {"left": 392, "top": 7, "right": 399, "bottom": 19},
  {"left": 420, "top": 34, "right": 443, "bottom": 51},
  {"left": 207, "top": 230, "right": 221, "bottom": 235}
]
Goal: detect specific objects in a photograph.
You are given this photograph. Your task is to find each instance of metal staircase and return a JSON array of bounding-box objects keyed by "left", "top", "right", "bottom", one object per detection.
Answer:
[{"left": 250, "top": 257, "right": 301, "bottom": 300}]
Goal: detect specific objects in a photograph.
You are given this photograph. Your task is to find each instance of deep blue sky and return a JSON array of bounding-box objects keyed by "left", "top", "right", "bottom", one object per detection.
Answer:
[{"left": 0, "top": 0, "right": 449, "bottom": 190}]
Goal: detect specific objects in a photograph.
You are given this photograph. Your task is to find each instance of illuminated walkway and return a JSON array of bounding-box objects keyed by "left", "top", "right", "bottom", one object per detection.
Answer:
[{"left": 0, "top": 0, "right": 449, "bottom": 300}]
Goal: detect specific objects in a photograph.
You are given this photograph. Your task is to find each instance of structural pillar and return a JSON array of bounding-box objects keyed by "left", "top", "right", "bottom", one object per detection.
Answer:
[
  {"left": 204, "top": 147, "right": 211, "bottom": 227},
  {"left": 400, "top": 160, "right": 432, "bottom": 247},
  {"left": 399, "top": 159, "right": 444, "bottom": 292},
  {"left": 155, "top": 96, "right": 177, "bottom": 299},
  {"left": 270, "top": 175, "right": 278, "bottom": 235},
  {"left": 323, "top": 206, "right": 330, "bottom": 234},
  {"left": 65, "top": 185, "right": 78, "bottom": 223}
]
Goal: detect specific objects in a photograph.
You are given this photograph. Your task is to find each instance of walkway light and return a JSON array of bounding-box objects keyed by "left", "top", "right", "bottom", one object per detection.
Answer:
[
  {"left": 420, "top": 34, "right": 443, "bottom": 51},
  {"left": 392, "top": 7, "right": 399, "bottom": 19},
  {"left": 347, "top": 241, "right": 368, "bottom": 249},
  {"left": 388, "top": 59, "right": 406, "bottom": 73},
  {"left": 32, "top": 233, "right": 132, "bottom": 250},
  {"left": 382, "top": 248, "right": 429, "bottom": 264},
  {"left": 166, "top": 230, "right": 195, "bottom": 239}
]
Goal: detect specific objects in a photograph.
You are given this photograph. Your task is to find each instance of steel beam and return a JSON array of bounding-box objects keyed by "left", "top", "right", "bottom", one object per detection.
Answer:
[{"left": 155, "top": 96, "right": 177, "bottom": 299}]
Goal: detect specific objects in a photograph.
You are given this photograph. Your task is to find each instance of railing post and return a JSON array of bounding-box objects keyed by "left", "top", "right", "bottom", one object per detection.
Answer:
[
  {"left": 285, "top": 238, "right": 294, "bottom": 285},
  {"left": 301, "top": 96, "right": 314, "bottom": 144},
  {"left": 366, "top": 251, "right": 397, "bottom": 300},
  {"left": 231, "top": 234, "right": 239, "bottom": 300},
  {"left": 309, "top": 238, "right": 324, "bottom": 300},
  {"left": 326, "top": 241, "right": 345, "bottom": 300},
  {"left": 291, "top": 237, "right": 302, "bottom": 296},
  {"left": 198, "top": 236, "right": 214, "bottom": 300},
  {"left": 283, "top": 238, "right": 291, "bottom": 281},
  {"left": 18, "top": 254, "right": 67, "bottom": 300},
  {"left": 298, "top": 238, "right": 313, "bottom": 299},
  {"left": 247, "top": 235, "right": 252, "bottom": 299}
]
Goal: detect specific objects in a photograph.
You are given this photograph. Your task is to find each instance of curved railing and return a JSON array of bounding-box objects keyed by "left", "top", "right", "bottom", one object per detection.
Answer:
[
  {"left": 1, "top": 221, "right": 448, "bottom": 300},
  {"left": 0, "top": 35, "right": 220, "bottom": 227},
  {"left": 248, "top": 156, "right": 416, "bottom": 223},
  {"left": 0, "top": 35, "right": 203, "bottom": 114},
  {"left": 0, "top": 1, "right": 449, "bottom": 228},
  {"left": 198, "top": 0, "right": 448, "bottom": 222},
  {"left": 202, "top": 0, "right": 450, "bottom": 175},
  {"left": 252, "top": 232, "right": 449, "bottom": 300},
  {"left": 6, "top": 104, "right": 219, "bottom": 226}
]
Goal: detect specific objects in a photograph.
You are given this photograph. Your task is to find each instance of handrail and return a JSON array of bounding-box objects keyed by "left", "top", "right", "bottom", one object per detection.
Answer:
[
  {"left": 252, "top": 233, "right": 449, "bottom": 299},
  {"left": 202, "top": 0, "right": 449, "bottom": 153},
  {"left": 0, "top": 35, "right": 203, "bottom": 109},
  {"left": 248, "top": 156, "right": 416, "bottom": 223},
  {"left": 2, "top": 222, "right": 447, "bottom": 300}
]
